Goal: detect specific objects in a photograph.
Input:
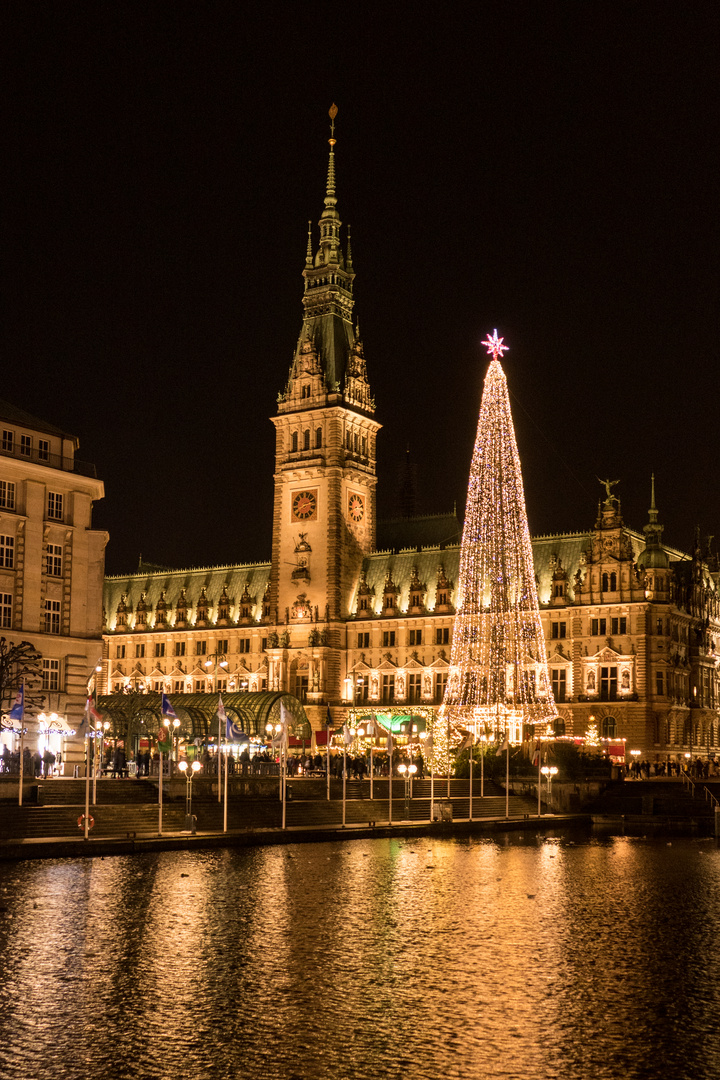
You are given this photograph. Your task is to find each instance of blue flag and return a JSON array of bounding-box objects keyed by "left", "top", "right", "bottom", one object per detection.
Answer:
[
  {"left": 9, "top": 684, "right": 23, "bottom": 723},
  {"left": 161, "top": 693, "right": 178, "bottom": 720},
  {"left": 226, "top": 716, "right": 248, "bottom": 744}
]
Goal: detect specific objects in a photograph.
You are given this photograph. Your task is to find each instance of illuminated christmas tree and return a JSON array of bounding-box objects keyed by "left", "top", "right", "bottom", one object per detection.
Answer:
[{"left": 441, "top": 331, "right": 556, "bottom": 743}]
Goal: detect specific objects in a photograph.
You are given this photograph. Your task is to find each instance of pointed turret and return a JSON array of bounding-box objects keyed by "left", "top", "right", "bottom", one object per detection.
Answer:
[
  {"left": 282, "top": 104, "right": 367, "bottom": 406},
  {"left": 637, "top": 474, "right": 669, "bottom": 572}
]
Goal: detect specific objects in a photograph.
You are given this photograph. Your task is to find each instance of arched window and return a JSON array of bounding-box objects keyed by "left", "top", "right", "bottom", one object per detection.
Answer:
[
  {"left": 303, "top": 429, "right": 310, "bottom": 451},
  {"left": 610, "top": 572, "right": 617, "bottom": 591},
  {"left": 602, "top": 716, "right": 616, "bottom": 738},
  {"left": 361, "top": 435, "right": 367, "bottom": 456},
  {"left": 354, "top": 432, "right": 359, "bottom": 452},
  {"left": 315, "top": 427, "right": 322, "bottom": 449},
  {"left": 602, "top": 573, "right": 609, "bottom": 591},
  {"left": 291, "top": 432, "right": 298, "bottom": 453},
  {"left": 346, "top": 430, "right": 352, "bottom": 450}
]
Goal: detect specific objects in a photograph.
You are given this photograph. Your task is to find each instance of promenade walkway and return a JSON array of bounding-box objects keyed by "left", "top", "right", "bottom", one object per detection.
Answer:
[{"left": 0, "top": 775, "right": 586, "bottom": 860}]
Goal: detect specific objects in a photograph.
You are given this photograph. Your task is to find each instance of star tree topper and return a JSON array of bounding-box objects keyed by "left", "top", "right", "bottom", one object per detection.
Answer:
[{"left": 482, "top": 329, "right": 509, "bottom": 361}]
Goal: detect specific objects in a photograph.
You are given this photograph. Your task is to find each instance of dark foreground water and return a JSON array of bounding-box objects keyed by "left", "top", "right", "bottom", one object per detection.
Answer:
[{"left": 1, "top": 829, "right": 720, "bottom": 1080}]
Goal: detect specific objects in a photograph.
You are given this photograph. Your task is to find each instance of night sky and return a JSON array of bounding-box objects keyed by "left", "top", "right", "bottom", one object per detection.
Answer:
[{"left": 3, "top": 2, "right": 719, "bottom": 575}]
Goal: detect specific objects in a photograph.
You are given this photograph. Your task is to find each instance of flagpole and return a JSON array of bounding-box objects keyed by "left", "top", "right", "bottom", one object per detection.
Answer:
[
  {"left": 158, "top": 749, "right": 163, "bottom": 834},
  {"left": 14, "top": 683, "right": 25, "bottom": 807},
  {"left": 281, "top": 740, "right": 286, "bottom": 830},
  {"left": 325, "top": 708, "right": 331, "bottom": 801},
  {"left": 84, "top": 733, "right": 90, "bottom": 839},
  {"left": 370, "top": 743, "right": 374, "bottom": 800},
  {"left": 223, "top": 738, "right": 229, "bottom": 833},
  {"left": 18, "top": 724, "right": 24, "bottom": 807},
  {"left": 218, "top": 714, "right": 222, "bottom": 803},
  {"left": 430, "top": 755, "right": 434, "bottom": 823},
  {"left": 505, "top": 734, "right": 510, "bottom": 819},
  {"left": 342, "top": 743, "right": 347, "bottom": 828},
  {"left": 481, "top": 737, "right": 484, "bottom": 798},
  {"left": 538, "top": 740, "right": 542, "bottom": 817},
  {"left": 469, "top": 735, "right": 473, "bottom": 822},
  {"left": 388, "top": 739, "right": 393, "bottom": 825},
  {"left": 92, "top": 723, "right": 98, "bottom": 806}
]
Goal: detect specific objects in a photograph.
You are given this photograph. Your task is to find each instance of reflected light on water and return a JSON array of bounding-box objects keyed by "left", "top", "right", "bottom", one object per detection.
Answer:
[{"left": 1, "top": 832, "right": 720, "bottom": 1080}]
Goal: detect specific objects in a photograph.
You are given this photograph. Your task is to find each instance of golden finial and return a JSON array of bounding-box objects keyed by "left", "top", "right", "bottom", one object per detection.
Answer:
[{"left": 329, "top": 102, "right": 338, "bottom": 146}]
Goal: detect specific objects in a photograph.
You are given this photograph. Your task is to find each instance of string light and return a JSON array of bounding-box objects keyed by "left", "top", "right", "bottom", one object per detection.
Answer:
[{"left": 441, "top": 338, "right": 556, "bottom": 743}]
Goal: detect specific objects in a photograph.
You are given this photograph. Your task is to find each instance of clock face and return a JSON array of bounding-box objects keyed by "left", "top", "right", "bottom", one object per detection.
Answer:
[
  {"left": 348, "top": 493, "right": 365, "bottom": 522},
  {"left": 292, "top": 490, "right": 317, "bottom": 521}
]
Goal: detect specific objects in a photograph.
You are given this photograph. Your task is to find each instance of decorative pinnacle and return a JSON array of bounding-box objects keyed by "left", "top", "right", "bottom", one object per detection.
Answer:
[
  {"left": 305, "top": 220, "right": 313, "bottom": 266},
  {"left": 482, "top": 329, "right": 509, "bottom": 361},
  {"left": 325, "top": 104, "right": 337, "bottom": 202}
]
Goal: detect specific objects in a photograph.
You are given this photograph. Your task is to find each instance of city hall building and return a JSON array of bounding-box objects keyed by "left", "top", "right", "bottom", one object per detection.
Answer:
[{"left": 100, "top": 127, "right": 720, "bottom": 762}]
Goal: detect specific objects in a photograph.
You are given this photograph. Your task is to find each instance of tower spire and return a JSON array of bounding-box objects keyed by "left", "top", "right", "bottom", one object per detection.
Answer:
[{"left": 290, "top": 104, "right": 360, "bottom": 400}]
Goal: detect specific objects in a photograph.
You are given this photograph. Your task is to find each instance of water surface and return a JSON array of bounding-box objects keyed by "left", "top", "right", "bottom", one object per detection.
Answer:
[{"left": 1, "top": 830, "right": 719, "bottom": 1080}]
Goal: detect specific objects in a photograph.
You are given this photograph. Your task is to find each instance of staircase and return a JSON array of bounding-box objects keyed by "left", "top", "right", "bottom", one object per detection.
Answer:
[{"left": 0, "top": 803, "right": 186, "bottom": 839}]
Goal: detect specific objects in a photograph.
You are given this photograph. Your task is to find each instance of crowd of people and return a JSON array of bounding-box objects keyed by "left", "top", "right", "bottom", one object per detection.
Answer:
[
  {"left": 626, "top": 756, "right": 720, "bottom": 780},
  {"left": 0, "top": 746, "right": 59, "bottom": 777}
]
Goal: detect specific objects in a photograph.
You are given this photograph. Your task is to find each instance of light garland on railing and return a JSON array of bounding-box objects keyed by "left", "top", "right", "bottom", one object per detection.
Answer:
[{"left": 441, "top": 335, "right": 556, "bottom": 743}]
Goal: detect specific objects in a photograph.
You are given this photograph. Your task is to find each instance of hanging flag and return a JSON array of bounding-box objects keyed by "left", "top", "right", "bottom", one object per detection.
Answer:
[
  {"left": 80, "top": 695, "right": 102, "bottom": 736},
  {"left": 499, "top": 731, "right": 510, "bottom": 753},
  {"left": 161, "top": 693, "right": 178, "bottom": 720},
  {"left": 457, "top": 730, "right": 475, "bottom": 752},
  {"left": 217, "top": 695, "right": 227, "bottom": 725},
  {"left": 386, "top": 733, "right": 394, "bottom": 754},
  {"left": 424, "top": 731, "right": 434, "bottom": 751},
  {"left": 531, "top": 740, "right": 541, "bottom": 767},
  {"left": 343, "top": 723, "right": 354, "bottom": 746},
  {"left": 9, "top": 685, "right": 24, "bottom": 725},
  {"left": 325, "top": 704, "right": 333, "bottom": 728},
  {"left": 226, "top": 715, "right": 248, "bottom": 743},
  {"left": 156, "top": 725, "right": 173, "bottom": 752},
  {"left": 280, "top": 699, "right": 292, "bottom": 730}
]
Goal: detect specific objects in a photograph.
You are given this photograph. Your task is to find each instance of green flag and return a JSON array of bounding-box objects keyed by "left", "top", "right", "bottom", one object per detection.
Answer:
[{"left": 157, "top": 725, "right": 173, "bottom": 753}]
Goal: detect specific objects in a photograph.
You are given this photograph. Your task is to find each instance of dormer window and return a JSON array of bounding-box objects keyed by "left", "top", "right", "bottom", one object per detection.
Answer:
[
  {"left": 554, "top": 583, "right": 564, "bottom": 597},
  {"left": 602, "top": 572, "right": 617, "bottom": 591},
  {"left": 437, "top": 591, "right": 447, "bottom": 606},
  {"left": 302, "top": 384, "right": 311, "bottom": 399}
]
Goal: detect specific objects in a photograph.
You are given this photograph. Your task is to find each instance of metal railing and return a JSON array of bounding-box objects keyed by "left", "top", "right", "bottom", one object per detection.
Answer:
[{"left": 681, "top": 770, "right": 720, "bottom": 811}]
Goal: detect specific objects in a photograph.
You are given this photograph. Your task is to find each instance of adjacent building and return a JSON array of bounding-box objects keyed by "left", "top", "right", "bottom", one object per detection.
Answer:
[{"left": 0, "top": 401, "right": 107, "bottom": 772}]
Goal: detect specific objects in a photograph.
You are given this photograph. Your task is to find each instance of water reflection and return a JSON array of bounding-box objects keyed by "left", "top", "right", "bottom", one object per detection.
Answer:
[{"left": 1, "top": 832, "right": 719, "bottom": 1080}]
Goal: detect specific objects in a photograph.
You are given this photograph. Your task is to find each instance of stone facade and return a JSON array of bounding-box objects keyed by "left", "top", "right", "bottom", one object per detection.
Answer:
[
  {"left": 101, "top": 122, "right": 720, "bottom": 761},
  {"left": 0, "top": 401, "right": 107, "bottom": 772}
]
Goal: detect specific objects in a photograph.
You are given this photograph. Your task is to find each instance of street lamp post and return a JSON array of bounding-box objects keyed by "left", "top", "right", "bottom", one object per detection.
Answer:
[
  {"left": 397, "top": 761, "right": 417, "bottom": 821},
  {"left": 178, "top": 759, "right": 201, "bottom": 832},
  {"left": 540, "top": 765, "right": 558, "bottom": 814}
]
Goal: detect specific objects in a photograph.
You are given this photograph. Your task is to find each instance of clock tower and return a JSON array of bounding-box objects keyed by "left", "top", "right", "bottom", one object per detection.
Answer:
[{"left": 269, "top": 106, "right": 380, "bottom": 707}]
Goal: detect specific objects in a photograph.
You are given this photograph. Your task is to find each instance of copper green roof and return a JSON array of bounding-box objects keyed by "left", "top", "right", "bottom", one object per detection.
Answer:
[{"left": 104, "top": 561, "right": 270, "bottom": 630}]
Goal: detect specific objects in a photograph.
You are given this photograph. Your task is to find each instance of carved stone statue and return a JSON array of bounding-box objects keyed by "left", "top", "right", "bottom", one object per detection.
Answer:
[{"left": 597, "top": 476, "right": 620, "bottom": 503}]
